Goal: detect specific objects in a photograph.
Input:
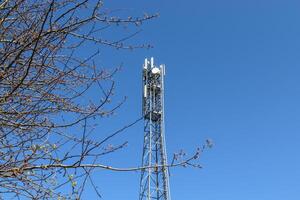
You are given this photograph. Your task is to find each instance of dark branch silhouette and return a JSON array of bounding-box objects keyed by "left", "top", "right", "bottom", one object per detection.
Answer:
[{"left": 0, "top": 0, "right": 209, "bottom": 199}]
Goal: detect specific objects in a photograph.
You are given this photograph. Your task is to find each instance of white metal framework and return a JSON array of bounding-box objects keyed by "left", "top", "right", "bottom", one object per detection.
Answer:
[{"left": 139, "top": 58, "right": 171, "bottom": 200}]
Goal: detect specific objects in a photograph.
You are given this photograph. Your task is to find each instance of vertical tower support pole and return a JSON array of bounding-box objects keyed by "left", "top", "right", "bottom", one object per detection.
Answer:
[{"left": 139, "top": 58, "right": 171, "bottom": 200}]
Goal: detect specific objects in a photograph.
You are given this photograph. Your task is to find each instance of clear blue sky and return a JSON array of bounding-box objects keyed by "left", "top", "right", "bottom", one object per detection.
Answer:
[{"left": 82, "top": 0, "right": 300, "bottom": 199}]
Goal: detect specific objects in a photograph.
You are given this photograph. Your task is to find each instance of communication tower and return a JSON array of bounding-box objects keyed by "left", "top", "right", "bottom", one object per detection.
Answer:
[{"left": 139, "top": 58, "right": 171, "bottom": 200}]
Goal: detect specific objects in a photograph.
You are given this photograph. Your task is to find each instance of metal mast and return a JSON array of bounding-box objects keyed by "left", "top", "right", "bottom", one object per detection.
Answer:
[{"left": 139, "top": 57, "right": 171, "bottom": 200}]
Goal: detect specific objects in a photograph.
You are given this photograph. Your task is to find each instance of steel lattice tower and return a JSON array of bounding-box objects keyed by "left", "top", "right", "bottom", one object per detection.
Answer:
[{"left": 139, "top": 58, "right": 171, "bottom": 200}]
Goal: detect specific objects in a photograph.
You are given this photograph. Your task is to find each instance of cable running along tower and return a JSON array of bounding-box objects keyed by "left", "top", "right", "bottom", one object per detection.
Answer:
[{"left": 139, "top": 58, "right": 171, "bottom": 200}]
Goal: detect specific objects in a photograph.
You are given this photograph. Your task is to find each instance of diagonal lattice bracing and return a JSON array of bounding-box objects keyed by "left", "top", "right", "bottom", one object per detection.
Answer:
[{"left": 139, "top": 58, "right": 171, "bottom": 200}]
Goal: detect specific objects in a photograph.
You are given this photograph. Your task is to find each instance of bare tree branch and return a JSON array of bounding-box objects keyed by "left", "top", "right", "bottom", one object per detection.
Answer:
[{"left": 0, "top": 0, "right": 207, "bottom": 199}]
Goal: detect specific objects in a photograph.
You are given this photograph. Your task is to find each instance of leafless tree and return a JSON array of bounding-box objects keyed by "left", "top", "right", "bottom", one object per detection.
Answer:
[{"left": 0, "top": 0, "right": 210, "bottom": 199}]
